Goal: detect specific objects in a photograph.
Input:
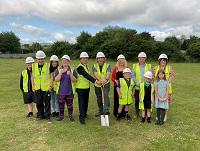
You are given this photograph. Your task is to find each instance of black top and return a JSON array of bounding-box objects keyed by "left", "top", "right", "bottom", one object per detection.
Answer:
[
  {"left": 143, "top": 84, "right": 152, "bottom": 109},
  {"left": 77, "top": 65, "right": 96, "bottom": 83},
  {"left": 20, "top": 69, "right": 32, "bottom": 92}
]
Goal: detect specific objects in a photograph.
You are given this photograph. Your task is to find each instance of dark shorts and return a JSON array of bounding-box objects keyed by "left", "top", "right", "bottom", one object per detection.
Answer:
[{"left": 23, "top": 92, "right": 35, "bottom": 104}]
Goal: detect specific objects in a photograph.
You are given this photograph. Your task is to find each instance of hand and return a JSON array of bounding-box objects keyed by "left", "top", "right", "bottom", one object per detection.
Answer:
[
  {"left": 67, "top": 70, "right": 71, "bottom": 75},
  {"left": 96, "top": 80, "right": 103, "bottom": 86},
  {"left": 59, "top": 68, "right": 67, "bottom": 74},
  {"left": 118, "top": 92, "right": 122, "bottom": 99}
]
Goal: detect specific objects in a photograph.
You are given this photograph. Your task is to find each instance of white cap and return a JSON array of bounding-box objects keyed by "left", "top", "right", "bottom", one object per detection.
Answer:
[
  {"left": 61, "top": 55, "right": 70, "bottom": 61},
  {"left": 50, "top": 55, "right": 59, "bottom": 61},
  {"left": 138, "top": 52, "right": 147, "bottom": 58},
  {"left": 96, "top": 52, "right": 105, "bottom": 58},
  {"left": 80, "top": 52, "right": 89, "bottom": 58},
  {"left": 117, "top": 54, "right": 125, "bottom": 60},
  {"left": 123, "top": 68, "right": 132, "bottom": 74},
  {"left": 158, "top": 54, "right": 168, "bottom": 60},
  {"left": 144, "top": 71, "right": 153, "bottom": 79},
  {"left": 25, "top": 57, "right": 34, "bottom": 64},
  {"left": 36, "top": 50, "right": 46, "bottom": 59}
]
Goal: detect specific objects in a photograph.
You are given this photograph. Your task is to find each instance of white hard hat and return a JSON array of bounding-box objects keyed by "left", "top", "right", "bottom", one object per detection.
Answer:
[
  {"left": 144, "top": 71, "right": 153, "bottom": 79},
  {"left": 50, "top": 55, "right": 59, "bottom": 61},
  {"left": 117, "top": 54, "right": 125, "bottom": 60},
  {"left": 158, "top": 54, "right": 168, "bottom": 60},
  {"left": 138, "top": 52, "right": 147, "bottom": 58},
  {"left": 25, "top": 57, "right": 34, "bottom": 64},
  {"left": 80, "top": 52, "right": 89, "bottom": 58},
  {"left": 36, "top": 50, "right": 46, "bottom": 59},
  {"left": 61, "top": 55, "right": 70, "bottom": 61},
  {"left": 96, "top": 52, "right": 105, "bottom": 58},
  {"left": 123, "top": 68, "right": 132, "bottom": 74}
]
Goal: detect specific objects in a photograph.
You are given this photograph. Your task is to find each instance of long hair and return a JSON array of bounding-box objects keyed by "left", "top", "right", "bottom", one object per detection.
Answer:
[
  {"left": 115, "top": 59, "right": 128, "bottom": 68},
  {"left": 156, "top": 69, "right": 166, "bottom": 81},
  {"left": 50, "top": 61, "right": 59, "bottom": 73}
]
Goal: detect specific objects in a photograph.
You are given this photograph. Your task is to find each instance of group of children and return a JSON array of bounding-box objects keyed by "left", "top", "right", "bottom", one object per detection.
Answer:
[{"left": 20, "top": 53, "right": 171, "bottom": 126}]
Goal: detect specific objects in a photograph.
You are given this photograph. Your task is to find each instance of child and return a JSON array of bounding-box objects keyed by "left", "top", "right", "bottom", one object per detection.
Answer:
[
  {"left": 20, "top": 57, "right": 35, "bottom": 117},
  {"left": 154, "top": 70, "right": 169, "bottom": 125},
  {"left": 49, "top": 55, "right": 60, "bottom": 117},
  {"left": 139, "top": 71, "right": 154, "bottom": 123},
  {"left": 116, "top": 68, "right": 135, "bottom": 121},
  {"left": 54, "top": 55, "right": 77, "bottom": 122}
]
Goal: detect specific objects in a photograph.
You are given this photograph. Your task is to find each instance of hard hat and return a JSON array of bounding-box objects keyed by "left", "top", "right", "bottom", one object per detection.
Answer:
[
  {"left": 123, "top": 68, "right": 132, "bottom": 74},
  {"left": 25, "top": 57, "right": 34, "bottom": 64},
  {"left": 80, "top": 52, "right": 89, "bottom": 58},
  {"left": 50, "top": 55, "right": 59, "bottom": 61},
  {"left": 96, "top": 52, "right": 105, "bottom": 58},
  {"left": 61, "top": 55, "right": 70, "bottom": 61},
  {"left": 138, "top": 52, "right": 147, "bottom": 58},
  {"left": 144, "top": 71, "right": 153, "bottom": 79},
  {"left": 117, "top": 54, "right": 125, "bottom": 60},
  {"left": 36, "top": 50, "right": 46, "bottom": 59},
  {"left": 158, "top": 54, "right": 168, "bottom": 60}
]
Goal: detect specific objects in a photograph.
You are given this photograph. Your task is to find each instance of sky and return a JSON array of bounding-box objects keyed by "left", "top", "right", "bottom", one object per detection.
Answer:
[{"left": 0, "top": 0, "right": 200, "bottom": 44}]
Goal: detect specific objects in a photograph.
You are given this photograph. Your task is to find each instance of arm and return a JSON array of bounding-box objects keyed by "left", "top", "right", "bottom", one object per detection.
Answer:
[
  {"left": 69, "top": 68, "right": 77, "bottom": 82},
  {"left": 20, "top": 74, "right": 23, "bottom": 92},
  {"left": 116, "top": 87, "right": 122, "bottom": 98},
  {"left": 169, "top": 66, "right": 175, "bottom": 82},
  {"left": 154, "top": 83, "right": 163, "bottom": 100},
  {"left": 55, "top": 68, "right": 63, "bottom": 82},
  {"left": 31, "top": 74, "right": 35, "bottom": 92},
  {"left": 77, "top": 66, "right": 96, "bottom": 83},
  {"left": 111, "top": 67, "right": 118, "bottom": 86}
]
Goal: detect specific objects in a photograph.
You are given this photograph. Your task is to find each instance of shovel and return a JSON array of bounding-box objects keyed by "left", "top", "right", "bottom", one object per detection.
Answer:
[{"left": 100, "top": 86, "right": 109, "bottom": 127}]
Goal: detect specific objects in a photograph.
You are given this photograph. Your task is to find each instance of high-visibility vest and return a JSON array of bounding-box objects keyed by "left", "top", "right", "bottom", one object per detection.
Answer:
[
  {"left": 119, "top": 78, "right": 134, "bottom": 105},
  {"left": 154, "top": 65, "right": 172, "bottom": 93},
  {"left": 132, "top": 63, "right": 151, "bottom": 90},
  {"left": 32, "top": 63, "right": 50, "bottom": 91},
  {"left": 139, "top": 82, "right": 154, "bottom": 111},
  {"left": 54, "top": 67, "right": 76, "bottom": 95},
  {"left": 22, "top": 69, "right": 29, "bottom": 92},
  {"left": 93, "top": 63, "right": 110, "bottom": 87},
  {"left": 76, "top": 63, "right": 90, "bottom": 89}
]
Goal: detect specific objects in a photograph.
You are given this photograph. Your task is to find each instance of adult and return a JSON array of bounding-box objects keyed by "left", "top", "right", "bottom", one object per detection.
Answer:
[
  {"left": 76, "top": 52, "right": 102, "bottom": 124},
  {"left": 92, "top": 52, "right": 111, "bottom": 117},
  {"left": 111, "top": 54, "right": 128, "bottom": 117},
  {"left": 132, "top": 52, "right": 151, "bottom": 118},
  {"left": 154, "top": 53, "right": 174, "bottom": 121},
  {"left": 32, "top": 50, "right": 51, "bottom": 122}
]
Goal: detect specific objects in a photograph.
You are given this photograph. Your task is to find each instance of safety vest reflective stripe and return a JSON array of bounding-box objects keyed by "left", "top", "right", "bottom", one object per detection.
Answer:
[
  {"left": 32, "top": 63, "right": 50, "bottom": 91},
  {"left": 139, "top": 82, "right": 154, "bottom": 111},
  {"left": 93, "top": 63, "right": 110, "bottom": 87},
  {"left": 119, "top": 78, "right": 134, "bottom": 105},
  {"left": 132, "top": 63, "right": 151, "bottom": 90},
  {"left": 76, "top": 63, "right": 90, "bottom": 89},
  {"left": 22, "top": 70, "right": 29, "bottom": 92}
]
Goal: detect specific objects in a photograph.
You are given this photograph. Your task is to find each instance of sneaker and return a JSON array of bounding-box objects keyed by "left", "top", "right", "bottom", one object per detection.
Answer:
[
  {"left": 105, "top": 112, "right": 110, "bottom": 115},
  {"left": 126, "top": 114, "right": 132, "bottom": 121},
  {"left": 57, "top": 117, "right": 64, "bottom": 121},
  {"left": 47, "top": 118, "right": 52, "bottom": 124},
  {"left": 116, "top": 114, "right": 121, "bottom": 121},
  {"left": 26, "top": 112, "right": 33, "bottom": 117},
  {"left": 147, "top": 117, "right": 151, "bottom": 123},
  {"left": 69, "top": 117, "right": 75, "bottom": 123},
  {"left": 155, "top": 121, "right": 160, "bottom": 125},
  {"left": 95, "top": 112, "right": 101, "bottom": 117},
  {"left": 159, "top": 121, "right": 164, "bottom": 125},
  {"left": 56, "top": 112, "right": 59, "bottom": 117},
  {"left": 51, "top": 112, "right": 56, "bottom": 117},
  {"left": 141, "top": 117, "right": 145, "bottom": 123}
]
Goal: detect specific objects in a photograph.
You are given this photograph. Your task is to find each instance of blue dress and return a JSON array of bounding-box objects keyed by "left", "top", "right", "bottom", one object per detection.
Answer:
[{"left": 154, "top": 80, "right": 169, "bottom": 109}]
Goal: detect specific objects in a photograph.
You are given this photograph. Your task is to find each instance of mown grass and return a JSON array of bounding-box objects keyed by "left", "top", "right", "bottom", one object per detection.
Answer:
[{"left": 0, "top": 58, "right": 199, "bottom": 151}]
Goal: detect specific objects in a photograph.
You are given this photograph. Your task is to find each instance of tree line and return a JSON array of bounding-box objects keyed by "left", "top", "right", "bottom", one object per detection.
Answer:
[{"left": 1, "top": 26, "right": 200, "bottom": 62}]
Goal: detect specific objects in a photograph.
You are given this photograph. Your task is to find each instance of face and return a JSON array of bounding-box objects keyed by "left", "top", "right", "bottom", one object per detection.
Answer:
[
  {"left": 158, "top": 72, "right": 165, "bottom": 80},
  {"left": 51, "top": 61, "right": 58, "bottom": 67},
  {"left": 61, "top": 59, "right": 70, "bottom": 68},
  {"left": 118, "top": 59, "right": 125, "bottom": 66},
  {"left": 160, "top": 59, "right": 167, "bottom": 66},
  {"left": 37, "top": 58, "right": 45, "bottom": 65},
  {"left": 97, "top": 57, "right": 105, "bottom": 65},
  {"left": 26, "top": 63, "right": 32, "bottom": 70},
  {"left": 138, "top": 57, "right": 146, "bottom": 65},
  {"left": 80, "top": 57, "right": 89, "bottom": 64},
  {"left": 123, "top": 72, "right": 131, "bottom": 79},
  {"left": 144, "top": 77, "right": 152, "bottom": 83}
]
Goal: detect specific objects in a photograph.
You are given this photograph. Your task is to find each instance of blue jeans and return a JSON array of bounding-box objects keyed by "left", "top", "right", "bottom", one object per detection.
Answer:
[{"left": 50, "top": 91, "right": 59, "bottom": 113}]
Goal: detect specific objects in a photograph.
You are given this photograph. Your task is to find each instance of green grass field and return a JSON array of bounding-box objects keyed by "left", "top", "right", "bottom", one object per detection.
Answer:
[{"left": 0, "top": 58, "right": 200, "bottom": 151}]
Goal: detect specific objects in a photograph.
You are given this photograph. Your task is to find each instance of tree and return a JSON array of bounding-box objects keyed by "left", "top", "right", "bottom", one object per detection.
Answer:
[
  {"left": 0, "top": 32, "right": 21, "bottom": 53},
  {"left": 187, "top": 41, "right": 200, "bottom": 60}
]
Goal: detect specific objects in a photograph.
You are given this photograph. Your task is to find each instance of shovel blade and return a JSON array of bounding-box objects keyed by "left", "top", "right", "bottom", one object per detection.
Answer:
[{"left": 101, "top": 115, "right": 109, "bottom": 127}]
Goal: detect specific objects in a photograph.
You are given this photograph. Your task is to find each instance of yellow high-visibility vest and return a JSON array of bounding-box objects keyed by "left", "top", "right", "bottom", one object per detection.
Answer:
[
  {"left": 119, "top": 78, "right": 135, "bottom": 105},
  {"left": 76, "top": 63, "right": 90, "bottom": 89},
  {"left": 132, "top": 63, "right": 151, "bottom": 90},
  {"left": 32, "top": 63, "right": 50, "bottom": 91},
  {"left": 139, "top": 82, "right": 154, "bottom": 111},
  {"left": 54, "top": 67, "right": 76, "bottom": 95},
  {"left": 93, "top": 63, "right": 110, "bottom": 87},
  {"left": 22, "top": 69, "right": 29, "bottom": 92}
]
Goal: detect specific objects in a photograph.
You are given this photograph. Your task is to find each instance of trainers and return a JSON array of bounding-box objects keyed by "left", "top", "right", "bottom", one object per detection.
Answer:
[
  {"left": 147, "top": 117, "right": 151, "bottom": 123},
  {"left": 69, "top": 117, "right": 75, "bottom": 122},
  {"left": 141, "top": 117, "right": 145, "bottom": 123},
  {"left": 57, "top": 117, "right": 64, "bottom": 121},
  {"left": 47, "top": 118, "right": 52, "bottom": 124},
  {"left": 26, "top": 112, "right": 33, "bottom": 117},
  {"left": 116, "top": 113, "right": 121, "bottom": 121},
  {"left": 105, "top": 112, "right": 110, "bottom": 115},
  {"left": 51, "top": 112, "right": 56, "bottom": 117}
]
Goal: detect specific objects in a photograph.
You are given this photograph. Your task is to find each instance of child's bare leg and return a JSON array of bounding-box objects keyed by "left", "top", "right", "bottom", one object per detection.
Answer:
[
  {"left": 28, "top": 103, "right": 33, "bottom": 112},
  {"left": 117, "top": 105, "right": 124, "bottom": 120},
  {"left": 147, "top": 109, "right": 151, "bottom": 123},
  {"left": 141, "top": 110, "right": 146, "bottom": 123}
]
